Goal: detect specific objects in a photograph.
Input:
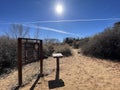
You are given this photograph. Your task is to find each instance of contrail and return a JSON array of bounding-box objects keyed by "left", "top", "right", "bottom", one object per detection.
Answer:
[
  {"left": 0, "top": 18, "right": 120, "bottom": 24},
  {"left": 22, "top": 24, "right": 79, "bottom": 36},
  {"left": 24, "top": 18, "right": 120, "bottom": 24}
]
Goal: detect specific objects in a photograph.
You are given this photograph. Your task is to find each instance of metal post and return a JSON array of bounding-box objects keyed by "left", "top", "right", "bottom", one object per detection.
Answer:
[
  {"left": 18, "top": 38, "right": 22, "bottom": 86},
  {"left": 40, "top": 40, "right": 43, "bottom": 76},
  {"left": 55, "top": 57, "right": 60, "bottom": 80}
]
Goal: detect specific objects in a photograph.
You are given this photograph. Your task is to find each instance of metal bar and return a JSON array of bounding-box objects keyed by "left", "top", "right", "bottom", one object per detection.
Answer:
[
  {"left": 19, "top": 38, "right": 42, "bottom": 41},
  {"left": 40, "top": 40, "right": 43, "bottom": 76},
  {"left": 55, "top": 57, "right": 60, "bottom": 80},
  {"left": 18, "top": 38, "right": 22, "bottom": 86}
]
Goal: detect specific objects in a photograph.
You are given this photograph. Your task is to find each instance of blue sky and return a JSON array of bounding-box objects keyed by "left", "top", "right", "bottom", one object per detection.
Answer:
[{"left": 0, "top": 0, "right": 120, "bottom": 41}]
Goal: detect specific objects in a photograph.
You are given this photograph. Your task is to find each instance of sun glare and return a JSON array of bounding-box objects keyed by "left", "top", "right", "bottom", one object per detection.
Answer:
[{"left": 55, "top": 3, "right": 63, "bottom": 15}]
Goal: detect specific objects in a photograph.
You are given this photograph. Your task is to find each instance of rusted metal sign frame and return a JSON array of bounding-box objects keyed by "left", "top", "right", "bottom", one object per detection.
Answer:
[{"left": 18, "top": 38, "right": 43, "bottom": 86}]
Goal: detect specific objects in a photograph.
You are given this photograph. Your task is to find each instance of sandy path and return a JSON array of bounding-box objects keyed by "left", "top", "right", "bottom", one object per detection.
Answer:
[
  {"left": 0, "top": 49, "right": 120, "bottom": 90},
  {"left": 20, "top": 49, "right": 120, "bottom": 90},
  {"left": 65, "top": 49, "right": 120, "bottom": 90}
]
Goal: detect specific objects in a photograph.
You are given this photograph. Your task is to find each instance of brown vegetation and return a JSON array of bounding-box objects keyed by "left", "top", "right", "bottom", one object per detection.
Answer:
[
  {"left": 64, "top": 22, "right": 120, "bottom": 61},
  {"left": 43, "top": 43, "right": 72, "bottom": 57},
  {"left": 81, "top": 22, "right": 120, "bottom": 60}
]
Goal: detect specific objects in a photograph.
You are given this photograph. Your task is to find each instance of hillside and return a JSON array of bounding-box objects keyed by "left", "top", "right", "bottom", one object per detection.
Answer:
[{"left": 0, "top": 49, "right": 120, "bottom": 90}]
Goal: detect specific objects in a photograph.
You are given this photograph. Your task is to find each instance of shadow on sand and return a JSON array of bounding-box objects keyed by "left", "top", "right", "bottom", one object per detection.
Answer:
[{"left": 30, "top": 74, "right": 43, "bottom": 90}]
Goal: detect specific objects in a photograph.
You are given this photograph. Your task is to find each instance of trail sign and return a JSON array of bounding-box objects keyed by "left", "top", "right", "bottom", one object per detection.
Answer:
[{"left": 18, "top": 38, "right": 43, "bottom": 86}]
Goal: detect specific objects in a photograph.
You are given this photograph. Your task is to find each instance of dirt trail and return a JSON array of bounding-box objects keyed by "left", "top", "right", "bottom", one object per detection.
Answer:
[
  {"left": 0, "top": 49, "right": 120, "bottom": 90},
  {"left": 67, "top": 49, "right": 120, "bottom": 90},
  {"left": 20, "top": 49, "right": 120, "bottom": 90}
]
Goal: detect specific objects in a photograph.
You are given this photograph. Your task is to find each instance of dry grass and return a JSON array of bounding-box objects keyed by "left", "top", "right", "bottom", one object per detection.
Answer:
[
  {"left": 0, "top": 61, "right": 40, "bottom": 90},
  {"left": 0, "top": 49, "right": 120, "bottom": 90}
]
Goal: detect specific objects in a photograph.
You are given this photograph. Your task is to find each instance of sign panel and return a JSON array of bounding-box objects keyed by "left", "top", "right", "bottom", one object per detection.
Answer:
[
  {"left": 23, "top": 42, "right": 40, "bottom": 64},
  {"left": 18, "top": 38, "right": 43, "bottom": 86}
]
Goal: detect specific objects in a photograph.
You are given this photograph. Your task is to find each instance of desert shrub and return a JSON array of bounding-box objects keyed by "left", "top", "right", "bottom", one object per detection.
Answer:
[
  {"left": 54, "top": 44, "right": 72, "bottom": 57},
  {"left": 43, "top": 38, "right": 72, "bottom": 57},
  {"left": 0, "top": 36, "right": 17, "bottom": 68},
  {"left": 43, "top": 44, "right": 54, "bottom": 58},
  {"left": 78, "top": 37, "right": 89, "bottom": 47},
  {"left": 63, "top": 37, "right": 75, "bottom": 46},
  {"left": 72, "top": 41, "right": 80, "bottom": 49},
  {"left": 63, "top": 37, "right": 89, "bottom": 49},
  {"left": 43, "top": 43, "right": 72, "bottom": 57},
  {"left": 81, "top": 22, "right": 120, "bottom": 60},
  {"left": 72, "top": 37, "right": 89, "bottom": 49}
]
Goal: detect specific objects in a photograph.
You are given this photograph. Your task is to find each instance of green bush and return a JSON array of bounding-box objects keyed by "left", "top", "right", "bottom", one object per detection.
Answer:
[{"left": 81, "top": 22, "right": 120, "bottom": 60}]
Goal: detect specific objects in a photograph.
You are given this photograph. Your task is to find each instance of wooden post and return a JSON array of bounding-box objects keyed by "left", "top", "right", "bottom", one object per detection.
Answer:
[
  {"left": 18, "top": 38, "right": 22, "bottom": 86},
  {"left": 40, "top": 40, "right": 43, "bottom": 76}
]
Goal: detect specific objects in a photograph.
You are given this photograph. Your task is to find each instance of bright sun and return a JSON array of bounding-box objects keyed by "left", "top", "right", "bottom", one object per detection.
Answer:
[{"left": 55, "top": 4, "right": 63, "bottom": 15}]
